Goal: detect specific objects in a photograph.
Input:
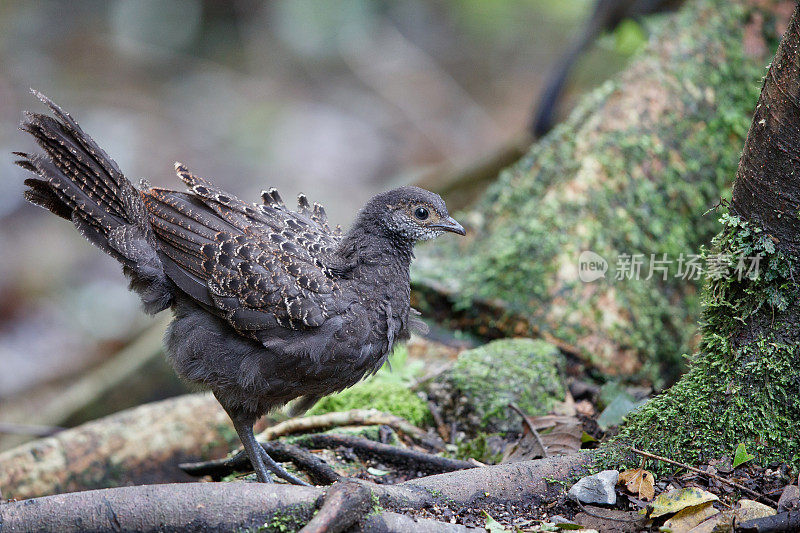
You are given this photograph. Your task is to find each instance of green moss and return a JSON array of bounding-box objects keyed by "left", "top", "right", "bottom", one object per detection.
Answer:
[
  {"left": 306, "top": 380, "right": 431, "bottom": 427},
  {"left": 429, "top": 338, "right": 566, "bottom": 434},
  {"left": 242, "top": 505, "right": 314, "bottom": 533},
  {"left": 413, "top": 0, "right": 775, "bottom": 382},
  {"left": 367, "top": 491, "right": 384, "bottom": 518},
  {"left": 454, "top": 432, "right": 505, "bottom": 464},
  {"left": 606, "top": 214, "right": 800, "bottom": 470}
]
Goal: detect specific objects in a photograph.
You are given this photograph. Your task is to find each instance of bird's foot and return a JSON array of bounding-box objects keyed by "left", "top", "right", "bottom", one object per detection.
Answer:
[{"left": 258, "top": 444, "right": 310, "bottom": 486}]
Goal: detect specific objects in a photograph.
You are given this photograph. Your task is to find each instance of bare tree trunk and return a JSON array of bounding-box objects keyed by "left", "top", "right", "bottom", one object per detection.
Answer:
[{"left": 609, "top": 1, "right": 800, "bottom": 468}]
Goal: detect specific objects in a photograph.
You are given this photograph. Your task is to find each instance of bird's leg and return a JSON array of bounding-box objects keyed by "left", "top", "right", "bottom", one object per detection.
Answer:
[
  {"left": 228, "top": 412, "right": 273, "bottom": 483},
  {"left": 219, "top": 402, "right": 311, "bottom": 485}
]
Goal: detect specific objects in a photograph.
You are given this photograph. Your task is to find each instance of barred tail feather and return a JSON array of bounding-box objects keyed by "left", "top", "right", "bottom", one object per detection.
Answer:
[{"left": 16, "top": 91, "right": 173, "bottom": 314}]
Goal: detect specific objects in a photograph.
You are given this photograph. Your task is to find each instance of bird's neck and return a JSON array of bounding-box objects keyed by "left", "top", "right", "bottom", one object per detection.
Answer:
[{"left": 336, "top": 223, "right": 414, "bottom": 273}]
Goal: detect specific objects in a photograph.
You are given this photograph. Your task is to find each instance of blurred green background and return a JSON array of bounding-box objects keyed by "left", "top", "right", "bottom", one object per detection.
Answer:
[{"left": 0, "top": 0, "right": 640, "bottom": 449}]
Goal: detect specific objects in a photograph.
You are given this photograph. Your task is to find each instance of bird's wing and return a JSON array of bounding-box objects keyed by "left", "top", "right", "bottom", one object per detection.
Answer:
[{"left": 143, "top": 164, "right": 346, "bottom": 333}]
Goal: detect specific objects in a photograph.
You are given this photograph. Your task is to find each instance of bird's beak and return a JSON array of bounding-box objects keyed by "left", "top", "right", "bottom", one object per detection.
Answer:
[{"left": 432, "top": 216, "right": 466, "bottom": 236}]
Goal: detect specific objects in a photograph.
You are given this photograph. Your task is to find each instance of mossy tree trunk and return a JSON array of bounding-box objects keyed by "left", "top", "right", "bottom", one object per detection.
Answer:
[
  {"left": 610, "top": 3, "right": 800, "bottom": 469},
  {"left": 413, "top": 0, "right": 793, "bottom": 382}
]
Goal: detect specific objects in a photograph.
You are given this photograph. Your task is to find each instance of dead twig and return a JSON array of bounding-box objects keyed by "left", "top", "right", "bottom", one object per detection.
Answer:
[
  {"left": 259, "top": 409, "right": 439, "bottom": 450},
  {"left": 427, "top": 400, "right": 450, "bottom": 443},
  {"left": 508, "top": 403, "right": 548, "bottom": 458},
  {"left": 631, "top": 447, "right": 776, "bottom": 504}
]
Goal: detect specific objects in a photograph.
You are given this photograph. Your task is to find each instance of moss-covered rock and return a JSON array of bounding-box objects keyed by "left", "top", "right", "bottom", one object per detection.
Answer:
[
  {"left": 428, "top": 338, "right": 566, "bottom": 435},
  {"left": 306, "top": 380, "right": 431, "bottom": 427},
  {"left": 413, "top": 0, "right": 781, "bottom": 382},
  {"left": 606, "top": 214, "right": 800, "bottom": 470}
]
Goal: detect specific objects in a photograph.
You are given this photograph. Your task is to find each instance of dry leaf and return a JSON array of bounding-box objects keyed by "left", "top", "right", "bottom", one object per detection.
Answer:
[
  {"left": 502, "top": 408, "right": 583, "bottom": 462},
  {"left": 646, "top": 487, "right": 718, "bottom": 518},
  {"left": 663, "top": 501, "right": 718, "bottom": 533},
  {"left": 501, "top": 430, "right": 546, "bottom": 462},
  {"left": 540, "top": 419, "right": 584, "bottom": 455},
  {"left": 618, "top": 468, "right": 655, "bottom": 501}
]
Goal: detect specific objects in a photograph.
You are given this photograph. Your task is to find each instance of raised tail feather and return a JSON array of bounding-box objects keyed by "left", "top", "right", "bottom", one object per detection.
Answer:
[{"left": 16, "top": 90, "right": 173, "bottom": 314}]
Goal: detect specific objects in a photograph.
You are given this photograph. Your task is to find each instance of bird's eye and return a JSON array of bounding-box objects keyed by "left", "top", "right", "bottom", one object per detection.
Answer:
[{"left": 414, "top": 207, "right": 429, "bottom": 220}]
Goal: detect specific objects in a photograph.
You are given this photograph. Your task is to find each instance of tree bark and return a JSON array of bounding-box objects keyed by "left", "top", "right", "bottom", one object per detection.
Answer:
[
  {"left": 0, "top": 454, "right": 592, "bottom": 532},
  {"left": 412, "top": 0, "right": 793, "bottom": 381},
  {"left": 0, "top": 393, "right": 237, "bottom": 500},
  {"left": 608, "top": 1, "right": 800, "bottom": 469}
]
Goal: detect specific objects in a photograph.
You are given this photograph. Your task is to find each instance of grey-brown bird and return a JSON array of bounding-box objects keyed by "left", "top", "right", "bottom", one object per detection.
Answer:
[{"left": 15, "top": 92, "right": 465, "bottom": 485}]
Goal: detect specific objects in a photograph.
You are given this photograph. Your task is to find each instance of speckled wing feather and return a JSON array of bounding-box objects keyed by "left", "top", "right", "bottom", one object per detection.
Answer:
[{"left": 143, "top": 164, "right": 345, "bottom": 336}]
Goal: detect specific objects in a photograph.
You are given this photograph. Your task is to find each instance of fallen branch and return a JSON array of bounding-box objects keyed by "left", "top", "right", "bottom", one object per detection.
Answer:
[
  {"left": 0, "top": 453, "right": 591, "bottom": 530},
  {"left": 258, "top": 409, "right": 439, "bottom": 449},
  {"left": 0, "top": 392, "right": 235, "bottom": 500},
  {"left": 180, "top": 441, "right": 341, "bottom": 485},
  {"left": 631, "top": 447, "right": 775, "bottom": 504},
  {"left": 293, "top": 433, "right": 474, "bottom": 475},
  {"left": 0, "top": 453, "right": 593, "bottom": 531}
]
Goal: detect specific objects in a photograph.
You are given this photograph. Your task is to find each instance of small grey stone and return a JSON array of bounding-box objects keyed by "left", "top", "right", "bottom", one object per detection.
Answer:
[{"left": 568, "top": 469, "right": 619, "bottom": 505}]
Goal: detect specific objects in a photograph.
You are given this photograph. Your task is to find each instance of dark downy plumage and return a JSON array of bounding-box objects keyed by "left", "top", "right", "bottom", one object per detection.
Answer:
[{"left": 15, "top": 91, "right": 465, "bottom": 485}]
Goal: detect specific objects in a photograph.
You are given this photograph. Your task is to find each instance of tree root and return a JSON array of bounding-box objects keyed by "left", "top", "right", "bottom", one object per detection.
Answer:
[
  {"left": 180, "top": 429, "right": 474, "bottom": 483},
  {"left": 0, "top": 482, "right": 320, "bottom": 532},
  {"left": 292, "top": 432, "right": 475, "bottom": 474},
  {"left": 180, "top": 441, "right": 341, "bottom": 485},
  {"left": 258, "top": 408, "right": 440, "bottom": 449},
  {"left": 299, "top": 480, "right": 373, "bottom": 533},
  {"left": 0, "top": 453, "right": 593, "bottom": 531}
]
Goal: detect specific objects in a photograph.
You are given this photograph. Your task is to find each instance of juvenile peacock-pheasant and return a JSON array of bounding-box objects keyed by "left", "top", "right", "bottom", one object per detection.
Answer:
[{"left": 15, "top": 92, "right": 465, "bottom": 485}]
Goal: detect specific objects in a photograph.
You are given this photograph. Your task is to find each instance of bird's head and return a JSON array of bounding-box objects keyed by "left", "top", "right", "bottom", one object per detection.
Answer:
[{"left": 361, "top": 186, "right": 465, "bottom": 243}]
